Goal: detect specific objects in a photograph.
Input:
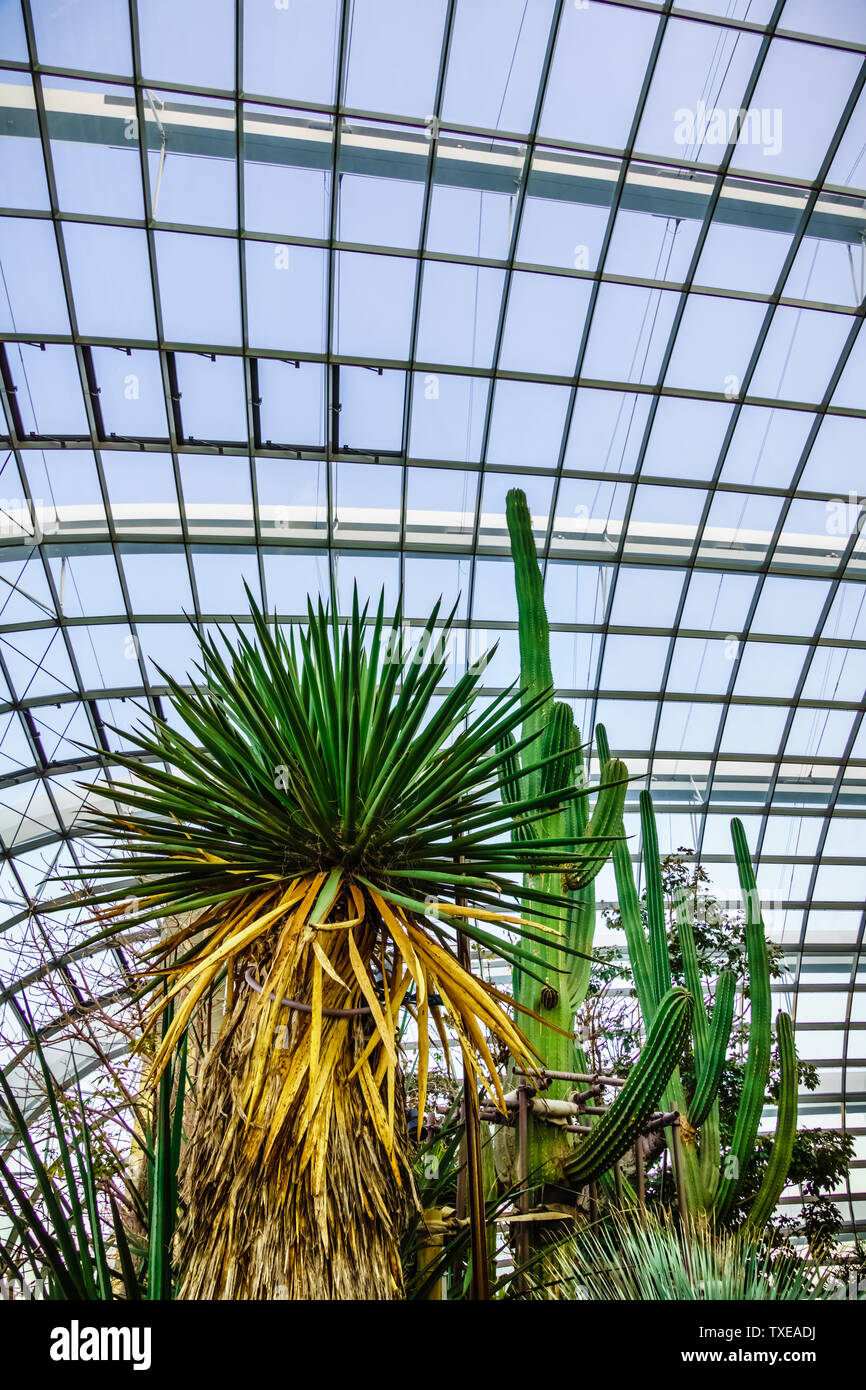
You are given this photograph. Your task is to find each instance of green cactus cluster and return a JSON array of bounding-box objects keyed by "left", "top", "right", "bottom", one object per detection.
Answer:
[
  {"left": 601, "top": 722, "right": 799, "bottom": 1226},
  {"left": 498, "top": 489, "right": 688, "bottom": 1188},
  {"left": 499, "top": 487, "right": 799, "bottom": 1232}
]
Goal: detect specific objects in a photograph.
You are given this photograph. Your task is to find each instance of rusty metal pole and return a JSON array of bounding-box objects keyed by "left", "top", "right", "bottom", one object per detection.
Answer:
[
  {"left": 516, "top": 1082, "right": 531, "bottom": 1282},
  {"left": 670, "top": 1115, "right": 689, "bottom": 1222},
  {"left": 636, "top": 1134, "right": 646, "bottom": 1210},
  {"left": 452, "top": 811, "right": 490, "bottom": 1301},
  {"left": 457, "top": 928, "right": 491, "bottom": 1300}
]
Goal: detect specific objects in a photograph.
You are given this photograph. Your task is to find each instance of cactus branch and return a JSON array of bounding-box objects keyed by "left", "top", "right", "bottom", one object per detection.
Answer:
[
  {"left": 746, "top": 1012, "right": 798, "bottom": 1232},
  {"left": 564, "top": 987, "right": 693, "bottom": 1187}
]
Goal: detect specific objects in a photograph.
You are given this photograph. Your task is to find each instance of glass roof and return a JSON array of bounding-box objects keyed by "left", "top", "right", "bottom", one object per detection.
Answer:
[{"left": 0, "top": 0, "right": 865, "bottom": 1232}]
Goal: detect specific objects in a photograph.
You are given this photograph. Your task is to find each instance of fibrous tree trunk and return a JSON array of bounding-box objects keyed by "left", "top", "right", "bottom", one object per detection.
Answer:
[{"left": 176, "top": 942, "right": 417, "bottom": 1300}]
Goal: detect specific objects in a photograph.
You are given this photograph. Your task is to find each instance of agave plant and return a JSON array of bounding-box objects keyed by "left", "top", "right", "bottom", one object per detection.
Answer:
[
  {"left": 525, "top": 1208, "right": 828, "bottom": 1301},
  {"left": 59, "top": 589, "right": 626, "bottom": 1299},
  {"left": 0, "top": 1019, "right": 185, "bottom": 1300}
]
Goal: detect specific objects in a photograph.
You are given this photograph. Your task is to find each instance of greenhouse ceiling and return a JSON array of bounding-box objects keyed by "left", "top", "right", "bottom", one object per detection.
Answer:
[{"left": 0, "top": 0, "right": 864, "bottom": 1236}]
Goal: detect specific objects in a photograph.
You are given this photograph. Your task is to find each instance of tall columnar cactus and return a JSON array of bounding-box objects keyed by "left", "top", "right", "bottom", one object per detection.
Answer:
[
  {"left": 600, "top": 719, "right": 798, "bottom": 1226},
  {"left": 498, "top": 490, "right": 688, "bottom": 1188}
]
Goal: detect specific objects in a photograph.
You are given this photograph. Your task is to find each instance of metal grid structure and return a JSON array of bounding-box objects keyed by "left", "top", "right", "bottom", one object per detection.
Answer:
[{"left": 0, "top": 0, "right": 864, "bottom": 1235}]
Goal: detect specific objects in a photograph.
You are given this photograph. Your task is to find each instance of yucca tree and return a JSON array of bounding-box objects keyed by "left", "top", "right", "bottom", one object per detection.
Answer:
[{"left": 60, "top": 589, "right": 626, "bottom": 1299}]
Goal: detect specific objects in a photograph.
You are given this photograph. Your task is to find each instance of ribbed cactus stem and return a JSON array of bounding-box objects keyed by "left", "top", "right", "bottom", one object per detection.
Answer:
[
  {"left": 688, "top": 970, "right": 736, "bottom": 1130},
  {"left": 675, "top": 888, "right": 708, "bottom": 1052},
  {"left": 565, "top": 987, "right": 693, "bottom": 1187},
  {"left": 715, "top": 819, "right": 773, "bottom": 1222},
  {"left": 746, "top": 1012, "right": 798, "bottom": 1231},
  {"left": 563, "top": 759, "right": 628, "bottom": 890},
  {"left": 641, "top": 790, "right": 671, "bottom": 1010},
  {"left": 505, "top": 489, "right": 552, "bottom": 799}
]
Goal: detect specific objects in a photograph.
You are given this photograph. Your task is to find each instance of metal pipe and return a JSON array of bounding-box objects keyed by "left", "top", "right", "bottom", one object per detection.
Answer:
[
  {"left": 513, "top": 1068, "right": 627, "bottom": 1086},
  {"left": 636, "top": 1135, "right": 646, "bottom": 1209},
  {"left": 457, "top": 931, "right": 490, "bottom": 1301},
  {"left": 670, "top": 1117, "right": 689, "bottom": 1221},
  {"left": 516, "top": 1083, "right": 532, "bottom": 1288}
]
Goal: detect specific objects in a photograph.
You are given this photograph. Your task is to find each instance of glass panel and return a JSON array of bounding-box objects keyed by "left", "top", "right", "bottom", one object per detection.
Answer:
[
  {"left": 180, "top": 456, "right": 254, "bottom": 539},
  {"left": 605, "top": 180, "right": 703, "bottom": 282},
  {"left": 31, "top": 0, "right": 133, "bottom": 75},
  {"left": 416, "top": 262, "right": 504, "bottom": 370},
  {"left": 262, "top": 550, "right": 330, "bottom": 614},
  {"left": 442, "top": 0, "right": 554, "bottom": 134},
  {"left": 335, "top": 251, "right": 416, "bottom": 360},
  {"left": 192, "top": 547, "right": 261, "bottom": 613},
  {"left": 409, "top": 372, "right": 488, "bottom": 462},
  {"left": 245, "top": 242, "right": 326, "bottom": 353},
  {"left": 258, "top": 360, "right": 325, "bottom": 448},
  {"left": 499, "top": 270, "right": 590, "bottom": 376},
  {"left": 8, "top": 346, "right": 87, "bottom": 436},
  {"left": 63, "top": 223, "right": 157, "bottom": 339},
  {"left": 175, "top": 353, "right": 247, "bottom": 442},
  {"left": 0, "top": 72, "right": 50, "bottom": 210},
  {"left": 665, "top": 293, "right": 766, "bottom": 394},
  {"left": 582, "top": 284, "right": 679, "bottom": 386},
  {"left": 332, "top": 462, "right": 400, "bottom": 545},
  {"left": 344, "top": 0, "right": 448, "bottom": 121},
  {"left": 564, "top": 389, "right": 652, "bottom": 476},
  {"left": 155, "top": 231, "right": 241, "bottom": 345},
  {"left": 256, "top": 459, "right": 327, "bottom": 542},
  {"left": 734, "top": 641, "right": 808, "bottom": 698},
  {"left": 642, "top": 398, "right": 733, "bottom": 481},
  {"left": 0, "top": 217, "right": 69, "bottom": 335},
  {"left": 406, "top": 466, "right": 478, "bottom": 546},
  {"left": 101, "top": 450, "right": 181, "bottom": 537},
  {"left": 44, "top": 76, "right": 143, "bottom": 218},
  {"left": 478, "top": 473, "right": 553, "bottom": 548},
  {"left": 92, "top": 347, "right": 169, "bottom": 438},
  {"left": 144, "top": 91, "right": 236, "bottom": 228},
  {"left": 338, "top": 367, "right": 405, "bottom": 453},
  {"left": 750, "top": 576, "right": 830, "bottom": 637},
  {"left": 243, "top": 0, "right": 339, "bottom": 105},
  {"left": 338, "top": 132, "right": 425, "bottom": 251},
  {"left": 486, "top": 381, "right": 569, "bottom": 469},
  {"left": 540, "top": 3, "right": 659, "bottom": 150},
  {"left": 636, "top": 18, "right": 759, "bottom": 167},
  {"left": 695, "top": 218, "right": 792, "bottom": 296},
  {"left": 730, "top": 38, "right": 861, "bottom": 182},
  {"left": 137, "top": 0, "right": 236, "bottom": 91},
  {"left": 719, "top": 404, "right": 814, "bottom": 489},
  {"left": 120, "top": 546, "right": 193, "bottom": 614},
  {"left": 242, "top": 105, "right": 331, "bottom": 238},
  {"left": 46, "top": 548, "right": 124, "bottom": 617},
  {"left": 748, "top": 307, "right": 854, "bottom": 403}
]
